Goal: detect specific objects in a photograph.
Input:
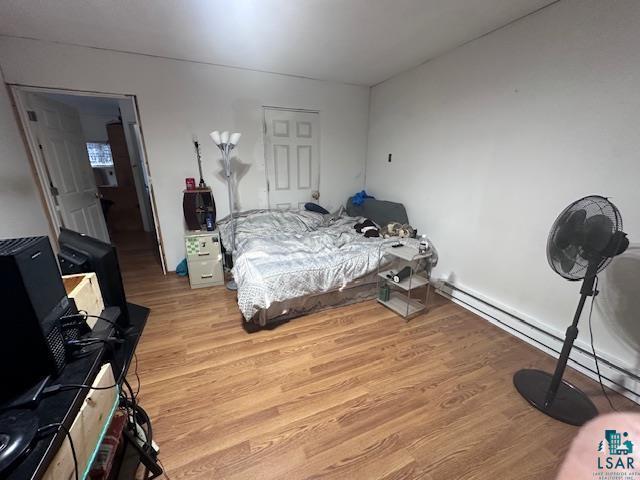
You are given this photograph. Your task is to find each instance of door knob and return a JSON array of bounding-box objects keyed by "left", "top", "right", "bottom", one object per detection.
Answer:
[{"left": 311, "top": 190, "right": 320, "bottom": 200}]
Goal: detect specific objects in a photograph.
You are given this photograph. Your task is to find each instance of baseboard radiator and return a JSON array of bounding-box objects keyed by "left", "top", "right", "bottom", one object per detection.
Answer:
[{"left": 435, "top": 280, "right": 640, "bottom": 405}]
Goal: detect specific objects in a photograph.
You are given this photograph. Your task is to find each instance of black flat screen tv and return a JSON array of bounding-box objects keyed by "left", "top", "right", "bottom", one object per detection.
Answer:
[{"left": 57, "top": 228, "right": 129, "bottom": 326}]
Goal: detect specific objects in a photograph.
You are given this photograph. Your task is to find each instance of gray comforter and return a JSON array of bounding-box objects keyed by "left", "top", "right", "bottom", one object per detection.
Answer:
[{"left": 218, "top": 209, "right": 435, "bottom": 320}]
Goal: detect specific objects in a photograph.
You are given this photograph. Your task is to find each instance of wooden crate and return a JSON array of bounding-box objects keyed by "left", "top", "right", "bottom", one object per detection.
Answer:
[
  {"left": 42, "top": 363, "right": 118, "bottom": 480},
  {"left": 63, "top": 273, "right": 104, "bottom": 328}
]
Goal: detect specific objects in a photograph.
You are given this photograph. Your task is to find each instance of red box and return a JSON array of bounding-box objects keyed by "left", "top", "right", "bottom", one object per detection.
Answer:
[
  {"left": 89, "top": 411, "right": 127, "bottom": 479},
  {"left": 185, "top": 178, "right": 196, "bottom": 190}
]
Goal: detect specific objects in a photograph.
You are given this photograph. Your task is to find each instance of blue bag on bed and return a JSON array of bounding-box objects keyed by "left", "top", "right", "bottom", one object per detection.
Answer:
[{"left": 351, "top": 190, "right": 375, "bottom": 206}]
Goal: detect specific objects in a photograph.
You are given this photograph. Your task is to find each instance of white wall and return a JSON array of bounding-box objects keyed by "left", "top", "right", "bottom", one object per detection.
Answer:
[
  {"left": 366, "top": 0, "right": 640, "bottom": 384},
  {"left": 0, "top": 36, "right": 369, "bottom": 270},
  {"left": 78, "top": 112, "right": 117, "bottom": 142},
  {"left": 0, "top": 71, "right": 50, "bottom": 240}
]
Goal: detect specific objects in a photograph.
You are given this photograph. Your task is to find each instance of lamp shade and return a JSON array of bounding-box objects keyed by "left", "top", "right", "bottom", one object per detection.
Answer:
[
  {"left": 210, "top": 130, "right": 221, "bottom": 145},
  {"left": 221, "top": 131, "right": 230, "bottom": 144},
  {"left": 229, "top": 132, "right": 242, "bottom": 146}
]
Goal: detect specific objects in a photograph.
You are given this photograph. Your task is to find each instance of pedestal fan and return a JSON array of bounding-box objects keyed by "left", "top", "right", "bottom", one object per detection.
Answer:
[{"left": 513, "top": 195, "right": 629, "bottom": 426}]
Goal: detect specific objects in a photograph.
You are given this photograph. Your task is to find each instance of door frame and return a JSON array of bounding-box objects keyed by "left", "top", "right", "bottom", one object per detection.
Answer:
[
  {"left": 262, "top": 106, "right": 321, "bottom": 209},
  {"left": 10, "top": 84, "right": 168, "bottom": 274}
]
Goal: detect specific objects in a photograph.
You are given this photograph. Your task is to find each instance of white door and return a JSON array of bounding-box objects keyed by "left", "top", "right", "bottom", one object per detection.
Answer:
[
  {"left": 264, "top": 108, "right": 320, "bottom": 210},
  {"left": 126, "top": 121, "right": 154, "bottom": 233},
  {"left": 131, "top": 122, "right": 167, "bottom": 275},
  {"left": 25, "top": 93, "right": 110, "bottom": 242}
]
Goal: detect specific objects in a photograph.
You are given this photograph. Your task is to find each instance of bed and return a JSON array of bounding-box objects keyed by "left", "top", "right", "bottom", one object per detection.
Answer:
[{"left": 217, "top": 199, "right": 437, "bottom": 330}]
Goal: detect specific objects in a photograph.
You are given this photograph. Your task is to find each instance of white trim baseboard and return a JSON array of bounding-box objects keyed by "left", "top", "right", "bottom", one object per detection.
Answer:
[{"left": 434, "top": 279, "right": 640, "bottom": 405}]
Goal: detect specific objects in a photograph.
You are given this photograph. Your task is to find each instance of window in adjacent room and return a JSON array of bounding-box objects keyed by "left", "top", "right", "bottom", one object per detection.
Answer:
[
  {"left": 87, "top": 142, "right": 118, "bottom": 187},
  {"left": 86, "top": 142, "right": 114, "bottom": 167}
]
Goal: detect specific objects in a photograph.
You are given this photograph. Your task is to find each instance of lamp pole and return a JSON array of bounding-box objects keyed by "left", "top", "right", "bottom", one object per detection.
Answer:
[
  {"left": 223, "top": 142, "right": 236, "bottom": 264},
  {"left": 210, "top": 131, "right": 241, "bottom": 290}
]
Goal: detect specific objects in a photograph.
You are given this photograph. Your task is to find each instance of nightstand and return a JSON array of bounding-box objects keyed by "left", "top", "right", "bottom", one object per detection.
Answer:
[
  {"left": 376, "top": 241, "right": 432, "bottom": 320},
  {"left": 184, "top": 230, "right": 224, "bottom": 288}
]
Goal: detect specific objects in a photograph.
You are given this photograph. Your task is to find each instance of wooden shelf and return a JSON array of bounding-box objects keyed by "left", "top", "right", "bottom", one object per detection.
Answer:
[
  {"left": 385, "top": 244, "right": 432, "bottom": 262},
  {"left": 377, "top": 292, "right": 425, "bottom": 319},
  {"left": 183, "top": 187, "right": 212, "bottom": 193},
  {"left": 378, "top": 270, "right": 429, "bottom": 291}
]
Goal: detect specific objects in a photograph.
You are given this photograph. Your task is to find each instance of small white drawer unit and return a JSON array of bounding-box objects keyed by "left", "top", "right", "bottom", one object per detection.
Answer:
[{"left": 185, "top": 229, "right": 224, "bottom": 288}]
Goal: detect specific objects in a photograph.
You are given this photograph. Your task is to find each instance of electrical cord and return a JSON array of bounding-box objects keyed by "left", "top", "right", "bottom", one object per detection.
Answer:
[
  {"left": 119, "top": 380, "right": 139, "bottom": 442},
  {"left": 46, "top": 374, "right": 150, "bottom": 474},
  {"left": 132, "top": 352, "right": 141, "bottom": 399},
  {"left": 115, "top": 353, "right": 168, "bottom": 479},
  {"left": 44, "top": 375, "right": 126, "bottom": 395},
  {"left": 588, "top": 275, "right": 618, "bottom": 412},
  {"left": 119, "top": 374, "right": 146, "bottom": 445},
  {"left": 157, "top": 457, "right": 172, "bottom": 480},
  {"left": 44, "top": 382, "right": 120, "bottom": 394},
  {"left": 119, "top": 383, "right": 167, "bottom": 479},
  {"left": 45, "top": 366, "right": 123, "bottom": 395},
  {"left": 122, "top": 378, "right": 140, "bottom": 440},
  {"left": 38, "top": 423, "right": 78, "bottom": 480},
  {"left": 46, "top": 314, "right": 158, "bottom": 475},
  {"left": 135, "top": 401, "right": 154, "bottom": 479},
  {"left": 50, "top": 314, "right": 165, "bottom": 477},
  {"left": 124, "top": 377, "right": 154, "bottom": 466},
  {"left": 46, "top": 337, "right": 125, "bottom": 393},
  {"left": 66, "top": 338, "right": 104, "bottom": 347},
  {"left": 61, "top": 311, "right": 127, "bottom": 335},
  {"left": 48, "top": 335, "right": 131, "bottom": 394},
  {"left": 137, "top": 402, "right": 152, "bottom": 446},
  {"left": 65, "top": 337, "right": 124, "bottom": 350},
  {"left": 71, "top": 336, "right": 123, "bottom": 345},
  {"left": 38, "top": 390, "right": 157, "bottom": 480},
  {"left": 84, "top": 313, "right": 128, "bottom": 334}
]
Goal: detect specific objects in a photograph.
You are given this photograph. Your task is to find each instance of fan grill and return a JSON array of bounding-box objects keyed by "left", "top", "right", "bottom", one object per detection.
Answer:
[{"left": 546, "top": 195, "right": 622, "bottom": 281}]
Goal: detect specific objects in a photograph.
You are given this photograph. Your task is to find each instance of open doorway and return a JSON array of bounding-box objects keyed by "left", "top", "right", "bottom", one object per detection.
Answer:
[{"left": 12, "top": 86, "right": 166, "bottom": 274}]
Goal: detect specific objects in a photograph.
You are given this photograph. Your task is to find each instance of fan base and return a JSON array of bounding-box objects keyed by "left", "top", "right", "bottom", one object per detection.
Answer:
[{"left": 513, "top": 369, "right": 597, "bottom": 426}]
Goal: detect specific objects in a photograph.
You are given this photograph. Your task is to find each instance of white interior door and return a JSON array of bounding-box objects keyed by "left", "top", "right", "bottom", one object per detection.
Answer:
[
  {"left": 131, "top": 122, "right": 167, "bottom": 274},
  {"left": 264, "top": 108, "right": 320, "bottom": 210},
  {"left": 126, "top": 121, "right": 154, "bottom": 233},
  {"left": 24, "top": 93, "right": 110, "bottom": 242}
]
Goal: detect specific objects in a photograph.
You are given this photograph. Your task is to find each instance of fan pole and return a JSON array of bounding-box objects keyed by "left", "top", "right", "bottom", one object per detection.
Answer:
[
  {"left": 513, "top": 264, "right": 600, "bottom": 425},
  {"left": 543, "top": 264, "right": 598, "bottom": 408},
  {"left": 543, "top": 295, "right": 588, "bottom": 407}
]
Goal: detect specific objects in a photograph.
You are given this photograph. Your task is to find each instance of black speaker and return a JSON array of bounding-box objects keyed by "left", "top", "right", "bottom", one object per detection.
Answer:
[{"left": 0, "top": 237, "right": 73, "bottom": 401}]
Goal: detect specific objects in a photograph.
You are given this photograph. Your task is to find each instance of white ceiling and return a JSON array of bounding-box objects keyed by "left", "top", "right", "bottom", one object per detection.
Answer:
[{"left": 0, "top": 0, "right": 556, "bottom": 86}]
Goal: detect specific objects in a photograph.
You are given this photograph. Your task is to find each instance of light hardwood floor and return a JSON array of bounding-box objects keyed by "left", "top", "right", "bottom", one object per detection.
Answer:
[{"left": 118, "top": 237, "right": 637, "bottom": 479}]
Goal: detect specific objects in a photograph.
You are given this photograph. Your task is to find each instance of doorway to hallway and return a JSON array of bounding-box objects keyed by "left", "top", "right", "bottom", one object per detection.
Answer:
[{"left": 12, "top": 86, "right": 166, "bottom": 274}]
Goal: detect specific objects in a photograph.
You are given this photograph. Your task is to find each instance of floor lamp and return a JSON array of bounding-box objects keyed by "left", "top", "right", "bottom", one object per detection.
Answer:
[{"left": 210, "top": 130, "right": 241, "bottom": 290}]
